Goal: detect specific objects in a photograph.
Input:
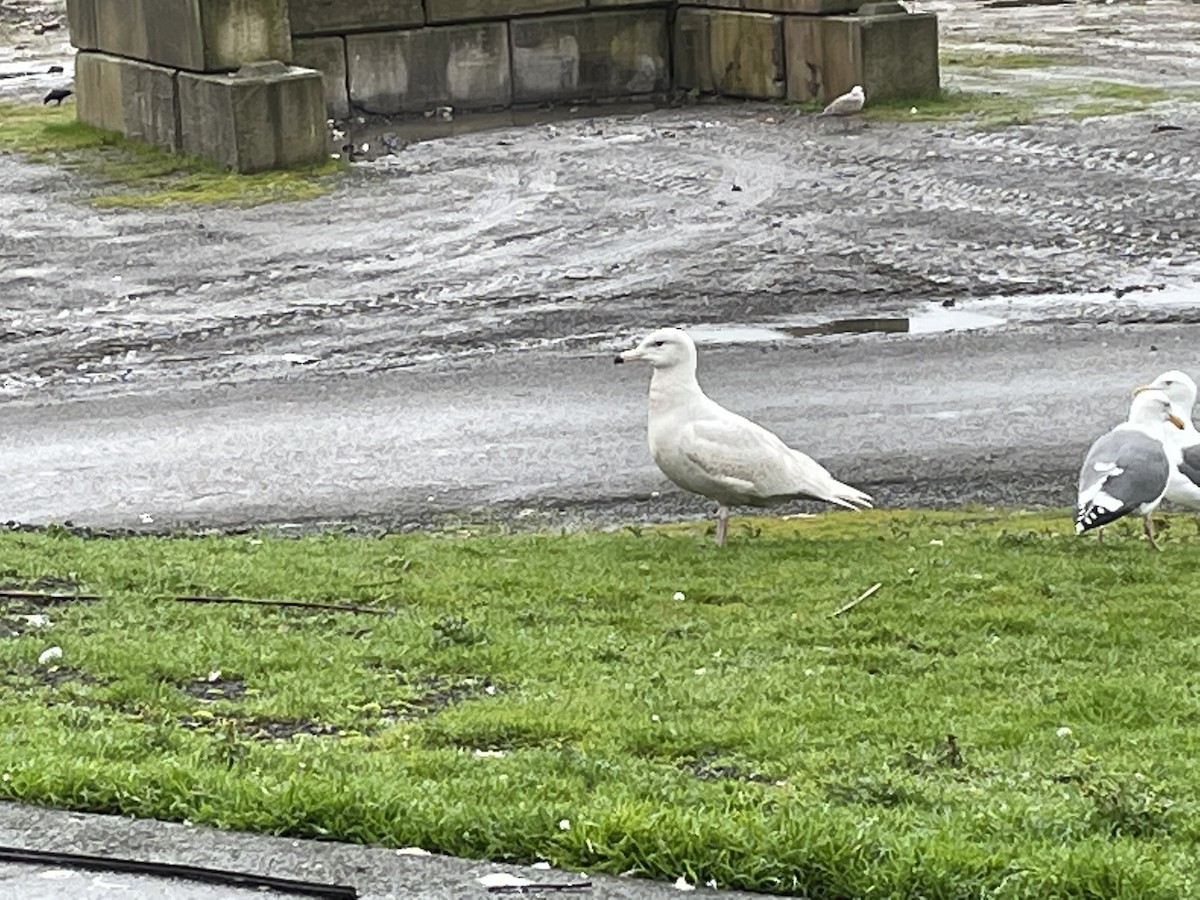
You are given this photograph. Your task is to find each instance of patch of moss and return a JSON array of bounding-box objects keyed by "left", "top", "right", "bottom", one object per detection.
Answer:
[
  {"left": 864, "top": 90, "right": 1036, "bottom": 128},
  {"left": 0, "top": 102, "right": 343, "bottom": 208},
  {"left": 941, "top": 49, "right": 1067, "bottom": 70}
]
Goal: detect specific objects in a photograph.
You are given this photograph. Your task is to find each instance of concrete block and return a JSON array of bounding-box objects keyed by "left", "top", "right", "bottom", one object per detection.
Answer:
[
  {"left": 178, "top": 63, "right": 327, "bottom": 172},
  {"left": 680, "top": 0, "right": 863, "bottom": 11},
  {"left": 428, "top": 0, "right": 581, "bottom": 23},
  {"left": 784, "top": 11, "right": 939, "bottom": 103},
  {"left": 673, "top": 8, "right": 783, "bottom": 99},
  {"left": 293, "top": 36, "right": 349, "bottom": 118},
  {"left": 347, "top": 25, "right": 511, "bottom": 115},
  {"left": 64, "top": 0, "right": 98, "bottom": 50},
  {"left": 510, "top": 11, "right": 669, "bottom": 103},
  {"left": 75, "top": 51, "right": 180, "bottom": 151},
  {"left": 66, "top": 0, "right": 292, "bottom": 72},
  {"left": 288, "top": 0, "right": 424, "bottom": 35}
]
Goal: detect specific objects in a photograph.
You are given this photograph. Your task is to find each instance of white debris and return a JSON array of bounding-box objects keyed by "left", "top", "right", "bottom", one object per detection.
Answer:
[
  {"left": 395, "top": 847, "right": 432, "bottom": 857},
  {"left": 1056, "top": 726, "right": 1073, "bottom": 738},
  {"left": 19, "top": 615, "right": 50, "bottom": 628},
  {"left": 37, "top": 646, "right": 63, "bottom": 666},
  {"left": 672, "top": 591, "right": 686, "bottom": 601},
  {"left": 674, "top": 876, "right": 696, "bottom": 891}
]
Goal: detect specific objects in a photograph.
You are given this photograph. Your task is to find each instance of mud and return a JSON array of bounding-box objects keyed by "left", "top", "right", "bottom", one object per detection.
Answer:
[{"left": 1, "top": 1, "right": 1199, "bottom": 531}]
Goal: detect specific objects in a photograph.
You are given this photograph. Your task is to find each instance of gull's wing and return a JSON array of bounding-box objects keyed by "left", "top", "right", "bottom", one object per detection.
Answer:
[
  {"left": 1076, "top": 428, "right": 1170, "bottom": 531},
  {"left": 821, "top": 93, "right": 863, "bottom": 117},
  {"left": 678, "top": 415, "right": 850, "bottom": 506}
]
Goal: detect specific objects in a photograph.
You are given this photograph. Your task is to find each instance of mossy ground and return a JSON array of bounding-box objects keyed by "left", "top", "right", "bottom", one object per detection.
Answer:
[
  {"left": 0, "top": 103, "right": 342, "bottom": 207},
  {"left": 2, "top": 509, "right": 1200, "bottom": 897}
]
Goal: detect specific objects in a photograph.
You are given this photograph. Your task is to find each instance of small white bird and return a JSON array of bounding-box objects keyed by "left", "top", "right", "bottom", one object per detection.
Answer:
[
  {"left": 1075, "top": 387, "right": 1185, "bottom": 549},
  {"left": 1137, "top": 370, "right": 1200, "bottom": 511},
  {"left": 615, "top": 328, "right": 872, "bottom": 546},
  {"left": 817, "top": 85, "right": 865, "bottom": 128}
]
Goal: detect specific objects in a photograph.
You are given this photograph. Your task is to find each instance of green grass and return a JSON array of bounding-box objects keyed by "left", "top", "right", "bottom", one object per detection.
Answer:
[
  {"left": 864, "top": 89, "right": 1036, "bottom": 127},
  {"left": 3, "top": 509, "right": 1200, "bottom": 896},
  {"left": 940, "top": 50, "right": 1067, "bottom": 70},
  {"left": 0, "top": 103, "right": 343, "bottom": 207}
]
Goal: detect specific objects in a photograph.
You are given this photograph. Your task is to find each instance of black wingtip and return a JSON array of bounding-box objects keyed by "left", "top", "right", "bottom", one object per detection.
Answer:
[
  {"left": 1075, "top": 503, "right": 1134, "bottom": 535},
  {"left": 613, "top": 355, "right": 624, "bottom": 365}
]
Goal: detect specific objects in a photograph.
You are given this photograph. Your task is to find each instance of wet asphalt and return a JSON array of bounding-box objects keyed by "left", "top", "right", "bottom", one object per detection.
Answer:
[{"left": 2, "top": 320, "right": 1195, "bottom": 533}]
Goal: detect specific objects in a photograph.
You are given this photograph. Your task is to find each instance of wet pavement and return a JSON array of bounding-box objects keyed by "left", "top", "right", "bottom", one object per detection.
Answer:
[{"left": 0, "top": 802, "right": 768, "bottom": 899}]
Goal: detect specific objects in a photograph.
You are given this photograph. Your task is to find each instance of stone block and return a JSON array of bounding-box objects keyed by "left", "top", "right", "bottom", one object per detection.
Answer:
[
  {"left": 178, "top": 63, "right": 327, "bottom": 172},
  {"left": 679, "top": 0, "right": 863, "bottom": 11},
  {"left": 293, "top": 36, "right": 349, "bottom": 118},
  {"left": 510, "top": 11, "right": 669, "bottom": 103},
  {"left": 75, "top": 52, "right": 180, "bottom": 151},
  {"left": 64, "top": 0, "right": 98, "bottom": 50},
  {"left": 428, "top": 0, "right": 582, "bottom": 23},
  {"left": 673, "top": 8, "right": 783, "bottom": 99},
  {"left": 288, "top": 0, "right": 424, "bottom": 35},
  {"left": 66, "top": 0, "right": 292, "bottom": 72},
  {"left": 784, "top": 10, "right": 939, "bottom": 103},
  {"left": 347, "top": 25, "right": 512, "bottom": 115}
]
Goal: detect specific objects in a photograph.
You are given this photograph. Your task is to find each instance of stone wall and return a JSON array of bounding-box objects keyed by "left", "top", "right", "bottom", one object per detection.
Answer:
[
  {"left": 66, "top": 0, "right": 939, "bottom": 172},
  {"left": 66, "top": 0, "right": 328, "bottom": 173},
  {"left": 288, "top": 0, "right": 938, "bottom": 120}
]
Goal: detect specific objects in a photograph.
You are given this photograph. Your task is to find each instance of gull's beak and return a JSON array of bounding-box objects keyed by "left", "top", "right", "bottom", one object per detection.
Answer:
[
  {"left": 1169, "top": 413, "right": 1186, "bottom": 430},
  {"left": 1131, "top": 384, "right": 1155, "bottom": 397},
  {"left": 614, "top": 346, "right": 642, "bottom": 366}
]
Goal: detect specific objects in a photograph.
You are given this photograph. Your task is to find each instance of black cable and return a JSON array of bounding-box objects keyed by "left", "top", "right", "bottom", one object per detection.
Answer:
[{"left": 0, "top": 845, "right": 358, "bottom": 899}]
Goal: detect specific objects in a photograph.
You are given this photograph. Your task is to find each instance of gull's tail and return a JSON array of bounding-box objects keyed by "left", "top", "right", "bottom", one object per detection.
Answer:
[{"left": 825, "top": 480, "right": 874, "bottom": 510}]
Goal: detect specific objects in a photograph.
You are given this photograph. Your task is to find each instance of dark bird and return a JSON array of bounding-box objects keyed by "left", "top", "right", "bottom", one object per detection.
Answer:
[{"left": 43, "top": 89, "right": 73, "bottom": 106}]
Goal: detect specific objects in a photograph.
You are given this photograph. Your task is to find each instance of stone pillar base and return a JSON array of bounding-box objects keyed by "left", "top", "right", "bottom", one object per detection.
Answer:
[
  {"left": 179, "top": 62, "right": 328, "bottom": 173},
  {"left": 786, "top": 8, "right": 940, "bottom": 103}
]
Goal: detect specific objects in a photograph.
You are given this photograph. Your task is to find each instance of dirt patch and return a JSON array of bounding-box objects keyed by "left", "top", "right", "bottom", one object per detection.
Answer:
[
  {"left": 179, "top": 675, "right": 248, "bottom": 702},
  {"left": 386, "top": 674, "right": 498, "bottom": 720},
  {"left": 177, "top": 713, "right": 342, "bottom": 741},
  {"left": 680, "top": 751, "right": 778, "bottom": 785},
  {"left": 1, "top": 663, "right": 105, "bottom": 689}
]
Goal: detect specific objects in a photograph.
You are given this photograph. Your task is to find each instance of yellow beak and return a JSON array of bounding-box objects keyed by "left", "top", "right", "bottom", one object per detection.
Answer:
[
  {"left": 1169, "top": 413, "right": 1186, "bottom": 430},
  {"left": 1131, "top": 384, "right": 1154, "bottom": 397}
]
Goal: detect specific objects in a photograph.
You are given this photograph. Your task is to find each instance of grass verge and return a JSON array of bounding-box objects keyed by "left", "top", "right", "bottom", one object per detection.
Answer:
[
  {"left": 940, "top": 49, "right": 1068, "bottom": 70},
  {"left": 2, "top": 509, "right": 1200, "bottom": 897},
  {"left": 864, "top": 89, "right": 1036, "bottom": 127},
  {"left": 0, "top": 103, "right": 342, "bottom": 207}
]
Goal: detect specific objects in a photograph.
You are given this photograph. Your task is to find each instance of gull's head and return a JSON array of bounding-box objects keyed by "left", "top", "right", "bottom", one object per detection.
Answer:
[
  {"left": 849, "top": 85, "right": 865, "bottom": 99},
  {"left": 614, "top": 327, "right": 697, "bottom": 370},
  {"left": 1127, "top": 387, "right": 1186, "bottom": 430},
  {"left": 1135, "top": 369, "right": 1197, "bottom": 415}
]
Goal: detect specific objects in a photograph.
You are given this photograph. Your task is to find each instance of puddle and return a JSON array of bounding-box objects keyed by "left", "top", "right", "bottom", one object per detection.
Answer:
[{"left": 689, "top": 304, "right": 1009, "bottom": 346}]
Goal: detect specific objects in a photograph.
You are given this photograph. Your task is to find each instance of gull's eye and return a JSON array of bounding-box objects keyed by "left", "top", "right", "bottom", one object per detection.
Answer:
[{"left": 653, "top": 341, "right": 665, "bottom": 347}]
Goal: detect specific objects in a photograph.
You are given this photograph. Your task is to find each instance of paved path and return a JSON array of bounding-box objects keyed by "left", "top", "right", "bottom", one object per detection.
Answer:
[{"left": 0, "top": 802, "right": 766, "bottom": 899}]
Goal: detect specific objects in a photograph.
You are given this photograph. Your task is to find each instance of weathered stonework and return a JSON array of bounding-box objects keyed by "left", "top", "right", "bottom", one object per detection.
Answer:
[
  {"left": 785, "top": 10, "right": 939, "bottom": 102},
  {"left": 674, "top": 8, "right": 784, "bottom": 99},
  {"left": 75, "top": 51, "right": 180, "bottom": 150},
  {"left": 288, "top": 0, "right": 425, "bottom": 36},
  {"left": 347, "top": 25, "right": 513, "bottom": 114},
  {"left": 427, "top": 0, "right": 583, "bottom": 24},
  {"left": 65, "top": 0, "right": 940, "bottom": 171},
  {"left": 178, "top": 63, "right": 328, "bottom": 172},
  {"left": 67, "top": 0, "right": 291, "bottom": 72},
  {"left": 510, "top": 11, "right": 670, "bottom": 103},
  {"left": 293, "top": 36, "right": 350, "bottom": 118}
]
